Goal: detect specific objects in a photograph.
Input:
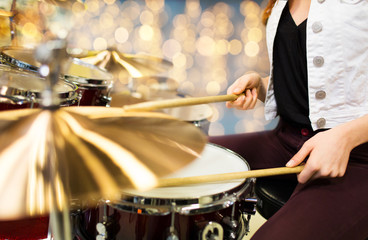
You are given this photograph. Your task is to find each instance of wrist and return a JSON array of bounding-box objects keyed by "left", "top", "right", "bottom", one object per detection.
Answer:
[{"left": 336, "top": 117, "right": 368, "bottom": 150}]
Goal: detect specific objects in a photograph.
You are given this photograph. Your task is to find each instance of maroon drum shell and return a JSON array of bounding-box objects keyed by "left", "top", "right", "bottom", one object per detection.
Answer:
[
  {"left": 75, "top": 86, "right": 111, "bottom": 106},
  {"left": 64, "top": 58, "right": 113, "bottom": 106},
  {"left": 76, "top": 186, "right": 253, "bottom": 240},
  {"left": 0, "top": 216, "right": 49, "bottom": 240}
]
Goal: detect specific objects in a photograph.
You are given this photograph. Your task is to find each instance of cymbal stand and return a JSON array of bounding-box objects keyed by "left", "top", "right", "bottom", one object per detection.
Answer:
[{"left": 35, "top": 39, "right": 72, "bottom": 240}]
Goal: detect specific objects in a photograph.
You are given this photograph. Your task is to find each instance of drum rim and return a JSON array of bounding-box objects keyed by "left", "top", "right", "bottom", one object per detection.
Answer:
[
  {"left": 0, "top": 69, "right": 78, "bottom": 104},
  {"left": 64, "top": 75, "right": 113, "bottom": 88},
  {"left": 0, "top": 47, "right": 39, "bottom": 72},
  {"left": 64, "top": 58, "right": 113, "bottom": 88},
  {"left": 1, "top": 47, "right": 114, "bottom": 88},
  {"left": 109, "top": 143, "right": 252, "bottom": 215}
]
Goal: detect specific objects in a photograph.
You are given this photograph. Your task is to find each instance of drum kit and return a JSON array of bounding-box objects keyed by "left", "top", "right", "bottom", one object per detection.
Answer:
[
  {"left": 0, "top": 7, "right": 257, "bottom": 239},
  {"left": 0, "top": 42, "right": 259, "bottom": 239},
  {"left": 0, "top": 1, "right": 304, "bottom": 240}
]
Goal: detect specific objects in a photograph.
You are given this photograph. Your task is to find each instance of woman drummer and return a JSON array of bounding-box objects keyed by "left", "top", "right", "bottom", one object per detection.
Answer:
[{"left": 210, "top": 0, "right": 368, "bottom": 239}]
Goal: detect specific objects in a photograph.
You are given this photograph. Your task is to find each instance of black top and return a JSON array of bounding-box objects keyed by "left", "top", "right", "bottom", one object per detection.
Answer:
[{"left": 273, "top": 3, "right": 310, "bottom": 127}]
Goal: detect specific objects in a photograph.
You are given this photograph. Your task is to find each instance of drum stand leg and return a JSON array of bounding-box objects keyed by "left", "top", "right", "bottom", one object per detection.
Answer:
[
  {"left": 49, "top": 207, "right": 72, "bottom": 240},
  {"left": 48, "top": 143, "right": 73, "bottom": 240},
  {"left": 9, "top": 0, "right": 18, "bottom": 46},
  {"left": 166, "top": 202, "right": 179, "bottom": 240},
  {"left": 238, "top": 179, "right": 258, "bottom": 239}
]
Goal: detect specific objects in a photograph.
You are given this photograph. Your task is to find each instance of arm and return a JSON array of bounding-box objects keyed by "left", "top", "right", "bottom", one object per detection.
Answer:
[
  {"left": 287, "top": 114, "right": 368, "bottom": 183},
  {"left": 226, "top": 72, "right": 269, "bottom": 110}
]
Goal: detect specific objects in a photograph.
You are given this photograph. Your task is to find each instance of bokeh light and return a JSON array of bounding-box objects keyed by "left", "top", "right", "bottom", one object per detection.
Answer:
[{"left": 0, "top": 0, "right": 273, "bottom": 135}]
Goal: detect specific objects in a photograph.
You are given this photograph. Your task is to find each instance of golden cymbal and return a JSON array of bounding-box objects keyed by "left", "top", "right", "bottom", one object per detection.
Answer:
[
  {"left": 43, "top": 0, "right": 86, "bottom": 10},
  {"left": 69, "top": 49, "right": 173, "bottom": 78},
  {"left": 109, "top": 91, "right": 146, "bottom": 108},
  {"left": 0, "top": 107, "right": 206, "bottom": 220}
]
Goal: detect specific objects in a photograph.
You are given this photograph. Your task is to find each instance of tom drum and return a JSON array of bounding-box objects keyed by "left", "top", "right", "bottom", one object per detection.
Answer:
[
  {"left": 0, "top": 64, "right": 78, "bottom": 110},
  {"left": 1, "top": 47, "right": 113, "bottom": 106}
]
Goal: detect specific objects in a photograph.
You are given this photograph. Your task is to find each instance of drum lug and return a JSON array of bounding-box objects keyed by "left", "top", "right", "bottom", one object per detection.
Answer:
[
  {"left": 166, "top": 232, "right": 179, "bottom": 240},
  {"left": 96, "top": 217, "right": 114, "bottom": 240},
  {"left": 221, "top": 199, "right": 239, "bottom": 240},
  {"left": 77, "top": 91, "right": 83, "bottom": 106},
  {"left": 221, "top": 216, "right": 238, "bottom": 240},
  {"left": 29, "top": 93, "right": 36, "bottom": 109},
  {"left": 96, "top": 201, "right": 115, "bottom": 240},
  {"left": 201, "top": 221, "right": 224, "bottom": 240}
]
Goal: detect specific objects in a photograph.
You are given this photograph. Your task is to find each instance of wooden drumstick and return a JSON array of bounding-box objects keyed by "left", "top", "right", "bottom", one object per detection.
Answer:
[
  {"left": 123, "top": 94, "right": 243, "bottom": 112},
  {"left": 157, "top": 165, "right": 304, "bottom": 188}
]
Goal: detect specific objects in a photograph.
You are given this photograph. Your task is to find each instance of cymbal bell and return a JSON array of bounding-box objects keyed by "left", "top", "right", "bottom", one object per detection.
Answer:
[{"left": 0, "top": 107, "right": 206, "bottom": 220}]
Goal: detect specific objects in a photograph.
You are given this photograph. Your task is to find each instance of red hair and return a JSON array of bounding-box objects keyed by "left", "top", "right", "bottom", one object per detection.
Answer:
[{"left": 262, "top": 0, "right": 277, "bottom": 25}]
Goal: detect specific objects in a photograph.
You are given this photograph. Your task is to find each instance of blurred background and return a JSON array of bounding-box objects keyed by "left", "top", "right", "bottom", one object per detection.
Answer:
[{"left": 0, "top": 0, "right": 278, "bottom": 136}]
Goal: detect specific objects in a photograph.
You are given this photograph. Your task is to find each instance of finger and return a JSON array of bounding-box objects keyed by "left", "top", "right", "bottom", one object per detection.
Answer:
[
  {"left": 286, "top": 143, "right": 312, "bottom": 167},
  {"left": 247, "top": 88, "right": 258, "bottom": 109},
  {"left": 297, "top": 162, "right": 318, "bottom": 184},
  {"left": 293, "top": 150, "right": 320, "bottom": 183},
  {"left": 241, "top": 89, "right": 253, "bottom": 109},
  {"left": 227, "top": 81, "right": 245, "bottom": 95},
  {"left": 226, "top": 94, "right": 245, "bottom": 108},
  {"left": 232, "top": 87, "right": 245, "bottom": 95}
]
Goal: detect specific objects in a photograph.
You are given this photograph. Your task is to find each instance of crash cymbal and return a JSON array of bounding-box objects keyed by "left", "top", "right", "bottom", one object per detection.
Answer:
[
  {"left": 44, "top": 0, "right": 86, "bottom": 10},
  {"left": 109, "top": 91, "right": 146, "bottom": 108},
  {"left": 69, "top": 49, "right": 173, "bottom": 78},
  {"left": 0, "top": 107, "right": 206, "bottom": 220}
]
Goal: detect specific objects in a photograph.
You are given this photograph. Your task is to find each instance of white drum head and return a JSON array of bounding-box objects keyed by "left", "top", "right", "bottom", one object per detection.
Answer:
[
  {"left": 0, "top": 67, "right": 75, "bottom": 94},
  {"left": 123, "top": 143, "right": 249, "bottom": 199},
  {"left": 65, "top": 58, "right": 113, "bottom": 86}
]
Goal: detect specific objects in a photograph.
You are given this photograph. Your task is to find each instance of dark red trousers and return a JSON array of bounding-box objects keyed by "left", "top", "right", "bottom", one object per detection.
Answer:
[{"left": 209, "top": 119, "right": 368, "bottom": 240}]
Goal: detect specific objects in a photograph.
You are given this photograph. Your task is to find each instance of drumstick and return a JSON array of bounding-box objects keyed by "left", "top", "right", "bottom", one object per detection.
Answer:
[
  {"left": 157, "top": 165, "right": 304, "bottom": 188},
  {"left": 123, "top": 94, "right": 243, "bottom": 112}
]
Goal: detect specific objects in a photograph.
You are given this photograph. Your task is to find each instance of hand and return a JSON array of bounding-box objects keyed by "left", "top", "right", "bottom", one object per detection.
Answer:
[
  {"left": 226, "top": 72, "right": 262, "bottom": 110},
  {"left": 286, "top": 127, "right": 353, "bottom": 184}
]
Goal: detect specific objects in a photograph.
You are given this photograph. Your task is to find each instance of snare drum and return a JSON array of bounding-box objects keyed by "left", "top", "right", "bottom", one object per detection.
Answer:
[
  {"left": 75, "top": 144, "right": 256, "bottom": 240},
  {"left": 0, "top": 65, "right": 78, "bottom": 110}
]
